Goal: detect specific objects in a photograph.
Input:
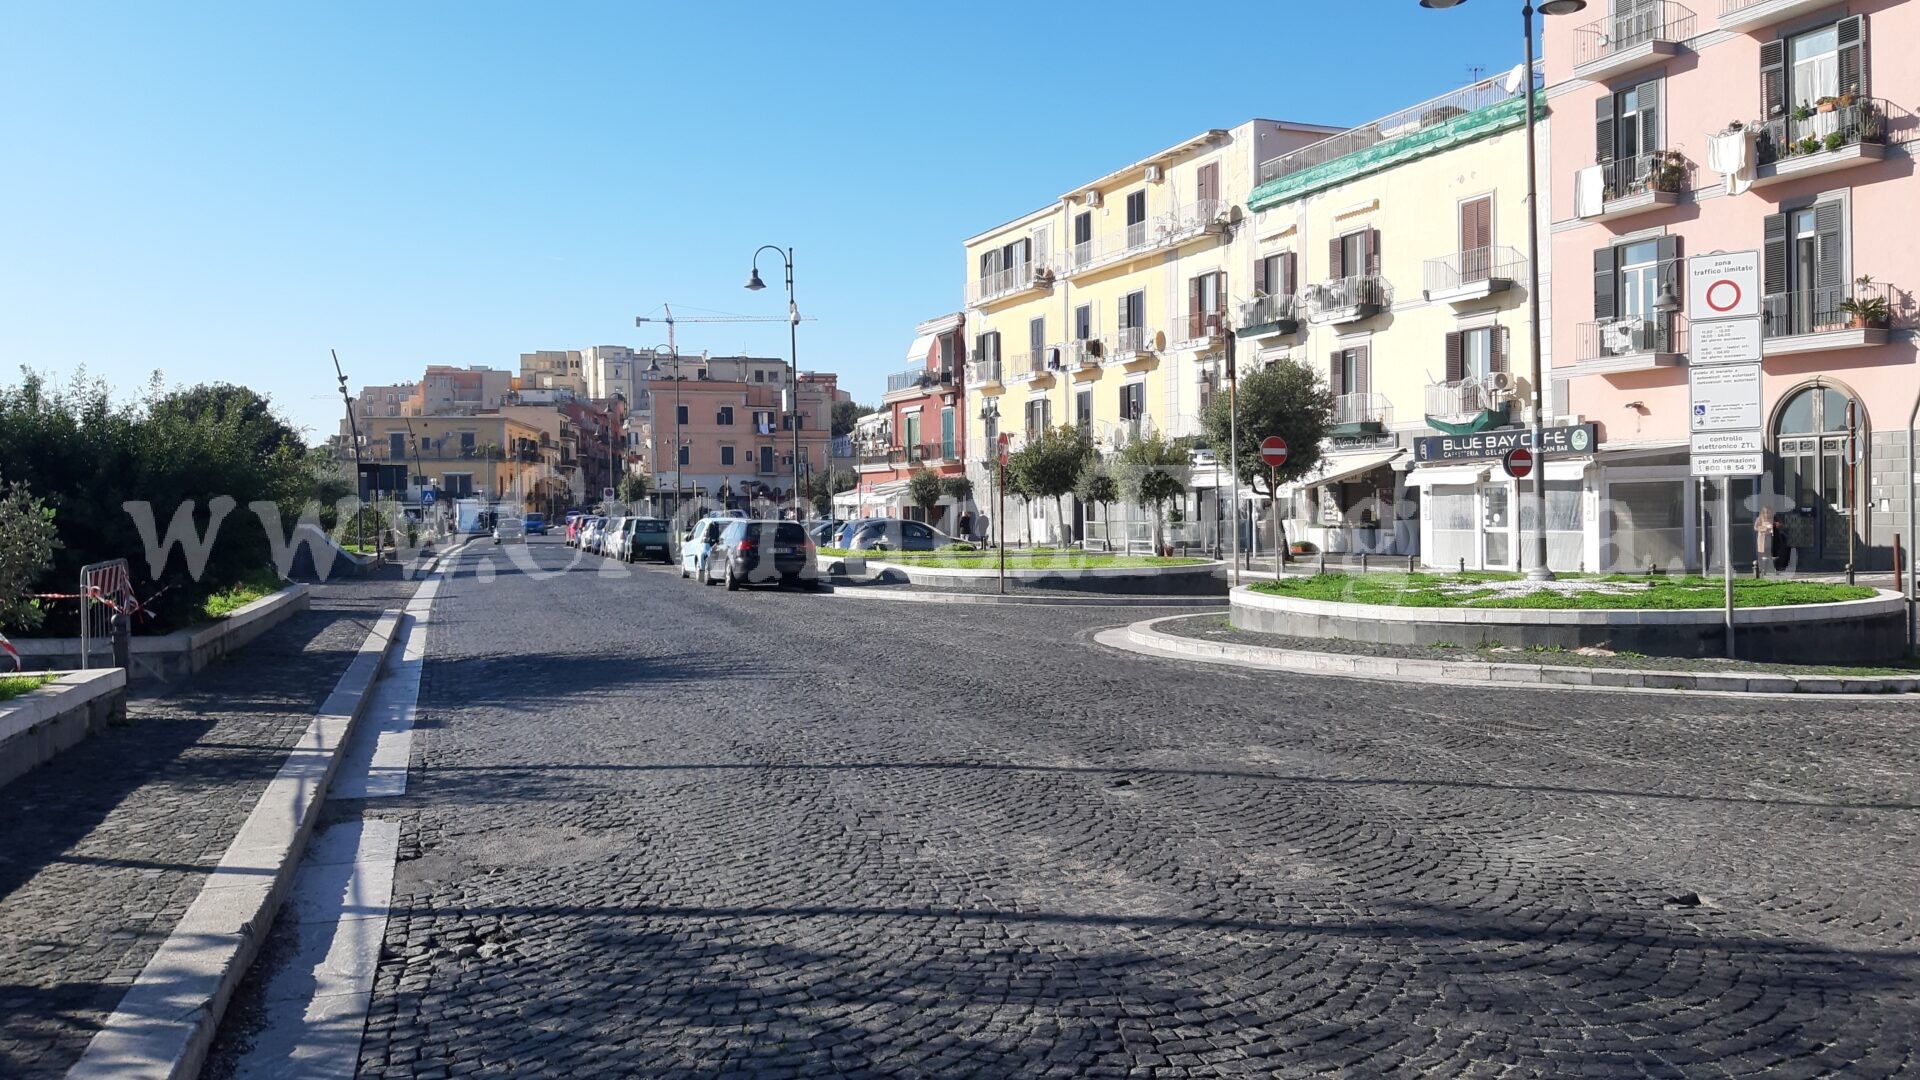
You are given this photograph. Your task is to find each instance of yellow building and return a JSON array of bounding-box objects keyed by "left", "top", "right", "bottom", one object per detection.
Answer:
[
  {"left": 354, "top": 409, "right": 573, "bottom": 515},
  {"left": 961, "top": 118, "right": 1337, "bottom": 547},
  {"left": 1242, "top": 72, "right": 1549, "bottom": 566}
]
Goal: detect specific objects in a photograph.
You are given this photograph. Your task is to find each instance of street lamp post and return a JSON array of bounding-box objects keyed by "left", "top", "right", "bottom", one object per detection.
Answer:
[
  {"left": 644, "top": 344, "right": 682, "bottom": 517},
  {"left": 747, "top": 245, "right": 804, "bottom": 520},
  {"left": 1420, "top": 0, "right": 1583, "bottom": 581}
]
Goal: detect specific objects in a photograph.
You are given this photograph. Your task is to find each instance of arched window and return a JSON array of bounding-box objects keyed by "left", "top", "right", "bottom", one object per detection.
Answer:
[{"left": 1773, "top": 385, "right": 1863, "bottom": 563}]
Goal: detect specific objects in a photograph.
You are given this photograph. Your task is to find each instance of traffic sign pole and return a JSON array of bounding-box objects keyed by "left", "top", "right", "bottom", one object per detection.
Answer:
[{"left": 1270, "top": 467, "right": 1282, "bottom": 581}]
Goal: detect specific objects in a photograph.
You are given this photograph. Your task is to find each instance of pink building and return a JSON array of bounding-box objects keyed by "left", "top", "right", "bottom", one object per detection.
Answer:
[
  {"left": 847, "top": 313, "right": 970, "bottom": 529},
  {"left": 1547, "top": 0, "right": 1917, "bottom": 572}
]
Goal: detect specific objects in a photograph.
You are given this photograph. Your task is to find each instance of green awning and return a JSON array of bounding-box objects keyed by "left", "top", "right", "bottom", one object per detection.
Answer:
[{"left": 1247, "top": 97, "right": 1546, "bottom": 212}]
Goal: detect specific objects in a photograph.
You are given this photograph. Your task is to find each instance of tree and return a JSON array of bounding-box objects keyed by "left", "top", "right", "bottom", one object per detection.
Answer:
[
  {"left": 906, "top": 468, "right": 944, "bottom": 524},
  {"left": 1009, "top": 425, "right": 1091, "bottom": 547},
  {"left": 832, "top": 400, "right": 876, "bottom": 438},
  {"left": 1074, "top": 460, "right": 1118, "bottom": 546},
  {"left": 1001, "top": 465, "right": 1032, "bottom": 546},
  {"left": 813, "top": 467, "right": 857, "bottom": 517},
  {"left": 1116, "top": 432, "right": 1189, "bottom": 554},
  {"left": 1200, "top": 359, "right": 1334, "bottom": 560},
  {"left": 617, "top": 471, "right": 650, "bottom": 507},
  {"left": 939, "top": 475, "right": 973, "bottom": 504},
  {"left": 0, "top": 481, "right": 60, "bottom": 633}
]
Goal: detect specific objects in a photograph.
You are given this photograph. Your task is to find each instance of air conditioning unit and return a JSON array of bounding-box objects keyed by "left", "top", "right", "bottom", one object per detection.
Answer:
[
  {"left": 1083, "top": 189, "right": 1102, "bottom": 208},
  {"left": 1143, "top": 164, "right": 1163, "bottom": 183},
  {"left": 1486, "top": 370, "right": 1515, "bottom": 394}
]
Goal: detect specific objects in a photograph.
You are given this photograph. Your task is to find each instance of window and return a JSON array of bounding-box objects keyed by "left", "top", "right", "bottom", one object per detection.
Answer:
[
  {"left": 1074, "top": 305, "right": 1092, "bottom": 341},
  {"left": 1125, "top": 190, "right": 1146, "bottom": 225},
  {"left": 1189, "top": 271, "right": 1227, "bottom": 337},
  {"left": 720, "top": 445, "right": 735, "bottom": 466},
  {"left": 676, "top": 404, "right": 689, "bottom": 425},
  {"left": 1075, "top": 390, "right": 1092, "bottom": 429},
  {"left": 1618, "top": 240, "right": 1661, "bottom": 321},
  {"left": 716, "top": 406, "right": 734, "bottom": 425},
  {"left": 1118, "top": 382, "right": 1145, "bottom": 422},
  {"left": 1196, "top": 162, "right": 1219, "bottom": 206},
  {"left": 1029, "top": 318, "right": 1045, "bottom": 361},
  {"left": 1762, "top": 202, "right": 1843, "bottom": 335},
  {"left": 905, "top": 412, "right": 921, "bottom": 451},
  {"left": 938, "top": 332, "right": 959, "bottom": 379},
  {"left": 678, "top": 445, "right": 690, "bottom": 466},
  {"left": 1761, "top": 16, "right": 1865, "bottom": 120},
  {"left": 940, "top": 407, "right": 955, "bottom": 459},
  {"left": 758, "top": 446, "right": 775, "bottom": 473},
  {"left": 1118, "top": 291, "right": 1145, "bottom": 332},
  {"left": 1073, "top": 211, "right": 1093, "bottom": 258},
  {"left": 1024, "top": 398, "right": 1050, "bottom": 437},
  {"left": 1458, "top": 196, "right": 1493, "bottom": 274},
  {"left": 1791, "top": 25, "right": 1839, "bottom": 106},
  {"left": 974, "top": 330, "right": 1001, "bottom": 368},
  {"left": 753, "top": 410, "right": 776, "bottom": 434},
  {"left": 755, "top": 370, "right": 765, "bottom": 382},
  {"left": 1327, "top": 347, "right": 1369, "bottom": 398},
  {"left": 1445, "top": 326, "right": 1509, "bottom": 384},
  {"left": 1255, "top": 252, "right": 1295, "bottom": 297},
  {"left": 460, "top": 432, "right": 476, "bottom": 454},
  {"left": 1592, "top": 235, "right": 1680, "bottom": 352},
  {"left": 1328, "top": 229, "right": 1379, "bottom": 282},
  {"left": 388, "top": 433, "right": 406, "bottom": 458},
  {"left": 1595, "top": 80, "right": 1659, "bottom": 173}
]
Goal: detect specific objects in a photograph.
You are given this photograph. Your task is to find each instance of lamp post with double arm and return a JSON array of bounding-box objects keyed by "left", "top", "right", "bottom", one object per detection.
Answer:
[
  {"left": 746, "top": 245, "right": 804, "bottom": 520},
  {"left": 644, "top": 344, "right": 681, "bottom": 517},
  {"left": 1419, "top": 0, "right": 1585, "bottom": 581}
]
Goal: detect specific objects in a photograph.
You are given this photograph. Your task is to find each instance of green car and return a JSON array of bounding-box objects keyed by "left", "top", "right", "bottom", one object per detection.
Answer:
[{"left": 622, "top": 517, "right": 674, "bottom": 564}]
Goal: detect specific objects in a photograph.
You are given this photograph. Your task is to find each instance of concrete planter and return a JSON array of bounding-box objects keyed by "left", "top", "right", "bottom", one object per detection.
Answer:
[
  {"left": 12, "top": 583, "right": 312, "bottom": 681},
  {"left": 867, "top": 559, "right": 1229, "bottom": 597},
  {"left": 0, "top": 668, "right": 127, "bottom": 790},
  {"left": 1229, "top": 585, "right": 1910, "bottom": 663}
]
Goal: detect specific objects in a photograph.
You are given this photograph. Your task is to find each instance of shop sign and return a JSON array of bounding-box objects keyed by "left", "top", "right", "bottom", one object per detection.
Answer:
[{"left": 1412, "top": 423, "right": 1596, "bottom": 463}]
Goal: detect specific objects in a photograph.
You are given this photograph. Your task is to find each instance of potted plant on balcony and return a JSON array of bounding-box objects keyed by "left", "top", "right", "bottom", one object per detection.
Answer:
[
  {"left": 1837, "top": 91, "right": 1857, "bottom": 110},
  {"left": 1791, "top": 103, "right": 1813, "bottom": 123},
  {"left": 1824, "top": 131, "right": 1847, "bottom": 153},
  {"left": 1816, "top": 95, "right": 1839, "bottom": 114},
  {"left": 1798, "top": 135, "right": 1822, "bottom": 156},
  {"left": 1651, "top": 151, "right": 1688, "bottom": 193},
  {"left": 1842, "top": 276, "right": 1892, "bottom": 329}
]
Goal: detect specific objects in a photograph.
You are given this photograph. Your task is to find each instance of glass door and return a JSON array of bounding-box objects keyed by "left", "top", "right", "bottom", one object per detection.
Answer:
[{"left": 1482, "top": 484, "right": 1513, "bottom": 570}]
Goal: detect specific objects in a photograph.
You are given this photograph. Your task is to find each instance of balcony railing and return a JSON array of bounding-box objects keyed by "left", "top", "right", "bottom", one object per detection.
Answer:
[
  {"left": 1573, "top": 1, "right": 1695, "bottom": 72},
  {"left": 1576, "top": 314, "right": 1686, "bottom": 361},
  {"left": 1762, "top": 281, "right": 1900, "bottom": 338},
  {"left": 1257, "top": 66, "right": 1540, "bottom": 186},
  {"left": 1303, "top": 275, "right": 1391, "bottom": 321},
  {"left": 1426, "top": 379, "right": 1502, "bottom": 422},
  {"left": 966, "top": 355, "right": 1003, "bottom": 386},
  {"left": 1109, "top": 326, "right": 1153, "bottom": 359},
  {"left": 1005, "top": 350, "right": 1053, "bottom": 380},
  {"left": 1068, "top": 339, "right": 1102, "bottom": 369},
  {"left": 1756, "top": 97, "right": 1904, "bottom": 166},
  {"left": 1423, "top": 246, "right": 1525, "bottom": 296},
  {"left": 886, "top": 365, "right": 952, "bottom": 394},
  {"left": 857, "top": 449, "right": 900, "bottom": 468},
  {"left": 1597, "top": 149, "right": 1693, "bottom": 203},
  {"left": 1236, "top": 293, "right": 1300, "bottom": 330},
  {"left": 1185, "top": 310, "right": 1228, "bottom": 340},
  {"left": 1332, "top": 392, "right": 1391, "bottom": 429},
  {"left": 1066, "top": 199, "right": 1225, "bottom": 275},
  {"left": 966, "top": 258, "right": 1054, "bottom": 306}
]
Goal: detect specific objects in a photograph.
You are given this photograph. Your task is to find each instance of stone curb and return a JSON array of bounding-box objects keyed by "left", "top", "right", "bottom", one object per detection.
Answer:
[
  {"left": 823, "top": 586, "right": 1228, "bottom": 608},
  {"left": 0, "top": 668, "right": 128, "bottom": 790},
  {"left": 1108, "top": 615, "right": 1920, "bottom": 697},
  {"left": 13, "top": 584, "right": 312, "bottom": 679},
  {"left": 864, "top": 558, "right": 1226, "bottom": 582},
  {"left": 64, "top": 607, "right": 408, "bottom": 1080}
]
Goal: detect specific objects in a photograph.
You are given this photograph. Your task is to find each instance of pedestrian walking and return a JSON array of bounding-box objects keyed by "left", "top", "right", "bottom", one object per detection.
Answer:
[{"left": 958, "top": 510, "right": 974, "bottom": 542}]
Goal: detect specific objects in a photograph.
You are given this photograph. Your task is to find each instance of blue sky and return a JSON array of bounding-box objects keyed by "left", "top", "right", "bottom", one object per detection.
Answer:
[{"left": 0, "top": 1, "right": 1528, "bottom": 441}]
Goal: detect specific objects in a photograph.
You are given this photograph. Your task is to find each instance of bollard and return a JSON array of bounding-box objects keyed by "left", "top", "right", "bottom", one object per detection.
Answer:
[
  {"left": 1360, "top": 553, "right": 1369, "bottom": 573},
  {"left": 1407, "top": 554, "right": 1416, "bottom": 573},
  {"left": 1317, "top": 550, "right": 1326, "bottom": 576},
  {"left": 111, "top": 609, "right": 130, "bottom": 671},
  {"left": 1459, "top": 557, "right": 1466, "bottom": 574}
]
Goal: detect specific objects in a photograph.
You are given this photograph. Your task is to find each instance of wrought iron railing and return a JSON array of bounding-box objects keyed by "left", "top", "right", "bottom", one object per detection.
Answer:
[
  {"left": 1068, "top": 339, "right": 1101, "bottom": 369},
  {"left": 1065, "top": 200, "right": 1225, "bottom": 274},
  {"left": 1573, "top": 1, "right": 1695, "bottom": 70},
  {"left": 1333, "top": 392, "right": 1392, "bottom": 428},
  {"left": 966, "top": 257, "right": 1055, "bottom": 305},
  {"left": 1576, "top": 314, "right": 1688, "bottom": 361},
  {"left": 1005, "top": 351, "right": 1052, "bottom": 380},
  {"left": 1757, "top": 97, "right": 1906, "bottom": 165},
  {"left": 1236, "top": 293, "right": 1300, "bottom": 328},
  {"left": 1762, "top": 280, "right": 1901, "bottom": 338},
  {"left": 1425, "top": 379, "right": 1502, "bottom": 421},
  {"left": 1303, "top": 275, "right": 1391, "bottom": 320},
  {"left": 1423, "top": 246, "right": 1526, "bottom": 295},
  {"left": 1596, "top": 149, "right": 1693, "bottom": 202},
  {"left": 885, "top": 366, "right": 931, "bottom": 394},
  {"left": 1108, "top": 326, "right": 1153, "bottom": 358},
  {"left": 965, "top": 356, "right": 1002, "bottom": 385}
]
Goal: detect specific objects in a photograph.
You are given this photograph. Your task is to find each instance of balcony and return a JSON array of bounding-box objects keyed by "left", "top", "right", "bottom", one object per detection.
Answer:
[
  {"left": 1183, "top": 310, "right": 1229, "bottom": 345},
  {"left": 1235, "top": 294, "right": 1301, "bottom": 337},
  {"left": 965, "top": 354, "right": 1003, "bottom": 389},
  {"left": 1098, "top": 415, "right": 1156, "bottom": 450},
  {"left": 1005, "top": 350, "right": 1056, "bottom": 383},
  {"left": 1108, "top": 326, "right": 1157, "bottom": 367},
  {"left": 856, "top": 448, "right": 901, "bottom": 470},
  {"left": 1573, "top": 315, "right": 1688, "bottom": 375},
  {"left": 1761, "top": 281, "right": 1899, "bottom": 355},
  {"left": 1423, "top": 246, "right": 1523, "bottom": 304},
  {"left": 1753, "top": 98, "right": 1905, "bottom": 187},
  {"left": 1425, "top": 379, "right": 1513, "bottom": 436},
  {"left": 885, "top": 365, "right": 953, "bottom": 396},
  {"left": 966, "top": 258, "right": 1055, "bottom": 308},
  {"left": 1572, "top": 1, "right": 1693, "bottom": 83},
  {"left": 1067, "top": 338, "right": 1103, "bottom": 373},
  {"left": 1063, "top": 199, "right": 1228, "bottom": 279},
  {"left": 1330, "top": 392, "right": 1392, "bottom": 436},
  {"left": 1719, "top": 0, "right": 1842, "bottom": 33},
  {"left": 1304, "top": 275, "right": 1390, "bottom": 324},
  {"left": 1581, "top": 150, "right": 1691, "bottom": 222}
]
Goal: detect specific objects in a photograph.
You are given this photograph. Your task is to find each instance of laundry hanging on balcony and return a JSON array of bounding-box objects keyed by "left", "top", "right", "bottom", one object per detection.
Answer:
[
  {"left": 1707, "top": 128, "right": 1756, "bottom": 196},
  {"left": 1574, "top": 165, "right": 1606, "bottom": 217}
]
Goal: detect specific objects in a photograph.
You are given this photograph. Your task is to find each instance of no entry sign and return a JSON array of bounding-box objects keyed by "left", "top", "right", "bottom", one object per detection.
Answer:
[
  {"left": 1502, "top": 445, "right": 1535, "bottom": 479},
  {"left": 1260, "top": 435, "right": 1289, "bottom": 468}
]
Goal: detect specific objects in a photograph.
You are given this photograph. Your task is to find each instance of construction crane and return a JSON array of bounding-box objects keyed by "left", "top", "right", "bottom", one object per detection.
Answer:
[{"left": 635, "top": 302, "right": 817, "bottom": 356}]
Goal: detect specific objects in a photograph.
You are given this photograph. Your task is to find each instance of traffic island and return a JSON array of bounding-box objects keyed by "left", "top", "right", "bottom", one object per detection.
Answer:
[
  {"left": 1229, "top": 573, "right": 1905, "bottom": 664},
  {"left": 1111, "top": 613, "right": 1920, "bottom": 695},
  {"left": 830, "top": 552, "right": 1229, "bottom": 597}
]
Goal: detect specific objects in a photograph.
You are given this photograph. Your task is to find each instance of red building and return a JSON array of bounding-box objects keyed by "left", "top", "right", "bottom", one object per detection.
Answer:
[{"left": 847, "top": 313, "right": 971, "bottom": 530}]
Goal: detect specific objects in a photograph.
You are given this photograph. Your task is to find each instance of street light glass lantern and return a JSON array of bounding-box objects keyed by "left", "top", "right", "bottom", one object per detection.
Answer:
[
  {"left": 1538, "top": 0, "right": 1587, "bottom": 13},
  {"left": 744, "top": 268, "right": 766, "bottom": 291}
]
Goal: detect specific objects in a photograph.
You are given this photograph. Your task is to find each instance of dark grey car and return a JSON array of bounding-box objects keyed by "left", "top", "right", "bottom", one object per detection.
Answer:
[{"left": 707, "top": 520, "right": 821, "bottom": 590}]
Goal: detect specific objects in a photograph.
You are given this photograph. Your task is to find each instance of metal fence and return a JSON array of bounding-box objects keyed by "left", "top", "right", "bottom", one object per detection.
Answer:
[
  {"left": 78, "top": 559, "right": 131, "bottom": 670},
  {"left": 1303, "top": 275, "right": 1391, "bottom": 320},
  {"left": 1597, "top": 149, "right": 1692, "bottom": 201},
  {"left": 1572, "top": 1, "right": 1695, "bottom": 71},
  {"left": 1423, "top": 245, "right": 1525, "bottom": 295},
  {"left": 1757, "top": 97, "right": 1906, "bottom": 165}
]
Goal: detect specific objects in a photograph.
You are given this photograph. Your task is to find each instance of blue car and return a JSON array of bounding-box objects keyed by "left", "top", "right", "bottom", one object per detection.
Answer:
[{"left": 523, "top": 512, "right": 548, "bottom": 535}]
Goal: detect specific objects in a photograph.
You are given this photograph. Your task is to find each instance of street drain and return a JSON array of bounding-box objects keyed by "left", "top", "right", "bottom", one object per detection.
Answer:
[
  {"left": 1664, "top": 890, "right": 1704, "bottom": 907},
  {"left": 1108, "top": 779, "right": 1134, "bottom": 789}
]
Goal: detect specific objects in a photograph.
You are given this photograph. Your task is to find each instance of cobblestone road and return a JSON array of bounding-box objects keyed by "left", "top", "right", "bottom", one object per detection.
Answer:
[
  {"left": 363, "top": 542, "right": 1915, "bottom": 1075},
  {"left": 0, "top": 570, "right": 417, "bottom": 1079}
]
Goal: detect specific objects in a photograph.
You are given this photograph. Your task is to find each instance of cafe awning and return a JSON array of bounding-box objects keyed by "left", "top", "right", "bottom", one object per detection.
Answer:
[{"left": 1277, "top": 448, "right": 1404, "bottom": 496}]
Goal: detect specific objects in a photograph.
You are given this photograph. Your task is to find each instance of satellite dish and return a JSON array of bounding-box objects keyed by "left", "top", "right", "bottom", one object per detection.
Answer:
[{"left": 1503, "top": 63, "right": 1527, "bottom": 95}]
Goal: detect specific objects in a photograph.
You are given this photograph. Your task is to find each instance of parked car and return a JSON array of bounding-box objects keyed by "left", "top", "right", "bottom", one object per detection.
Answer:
[
  {"left": 579, "top": 516, "right": 609, "bottom": 555},
  {"left": 702, "top": 520, "right": 820, "bottom": 590},
  {"left": 602, "top": 516, "right": 631, "bottom": 560},
  {"left": 806, "top": 520, "right": 845, "bottom": 547},
  {"left": 565, "top": 515, "right": 585, "bottom": 547},
  {"left": 493, "top": 516, "right": 526, "bottom": 544},
  {"left": 621, "top": 517, "right": 674, "bottom": 563},
  {"left": 843, "top": 518, "right": 951, "bottom": 553},
  {"left": 679, "top": 517, "right": 731, "bottom": 581},
  {"left": 523, "top": 512, "right": 548, "bottom": 536}
]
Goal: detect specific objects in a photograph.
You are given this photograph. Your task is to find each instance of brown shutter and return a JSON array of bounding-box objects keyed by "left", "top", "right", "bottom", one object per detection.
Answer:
[
  {"left": 1366, "top": 229, "right": 1381, "bottom": 276},
  {"left": 1281, "top": 252, "right": 1296, "bottom": 296},
  {"left": 1197, "top": 162, "right": 1219, "bottom": 203},
  {"left": 1253, "top": 256, "right": 1268, "bottom": 296},
  {"left": 1329, "top": 236, "right": 1344, "bottom": 279},
  {"left": 1354, "top": 346, "right": 1370, "bottom": 397},
  {"left": 1444, "top": 331, "right": 1464, "bottom": 384},
  {"left": 1492, "top": 327, "right": 1510, "bottom": 374},
  {"left": 1189, "top": 276, "right": 1203, "bottom": 338},
  {"left": 1759, "top": 39, "right": 1786, "bottom": 119},
  {"left": 1836, "top": 15, "right": 1867, "bottom": 98},
  {"left": 1328, "top": 352, "right": 1345, "bottom": 396}
]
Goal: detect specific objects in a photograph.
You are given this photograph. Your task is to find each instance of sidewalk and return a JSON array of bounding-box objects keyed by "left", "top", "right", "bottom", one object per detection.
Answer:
[{"left": 0, "top": 570, "right": 420, "bottom": 1080}]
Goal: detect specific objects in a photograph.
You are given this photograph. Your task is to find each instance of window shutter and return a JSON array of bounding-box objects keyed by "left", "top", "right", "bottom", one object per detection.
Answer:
[
  {"left": 1635, "top": 79, "right": 1661, "bottom": 155},
  {"left": 1493, "top": 327, "right": 1510, "bottom": 374},
  {"left": 1814, "top": 201, "right": 1844, "bottom": 291},
  {"left": 1354, "top": 346, "right": 1370, "bottom": 397},
  {"left": 1593, "top": 245, "right": 1617, "bottom": 320},
  {"left": 1762, "top": 211, "right": 1788, "bottom": 296},
  {"left": 1329, "top": 236, "right": 1344, "bottom": 279},
  {"left": 1655, "top": 234, "right": 1681, "bottom": 271},
  {"left": 1197, "top": 163, "right": 1219, "bottom": 203},
  {"left": 1759, "top": 39, "right": 1786, "bottom": 119},
  {"left": 1595, "top": 94, "right": 1615, "bottom": 164},
  {"left": 1117, "top": 384, "right": 1129, "bottom": 420},
  {"left": 1253, "top": 256, "right": 1268, "bottom": 296},
  {"left": 1281, "top": 252, "right": 1297, "bottom": 296},
  {"left": 1189, "top": 276, "right": 1203, "bottom": 338},
  {"left": 1444, "top": 331, "right": 1464, "bottom": 383},
  {"left": 1328, "top": 352, "right": 1345, "bottom": 396},
  {"left": 1836, "top": 15, "right": 1867, "bottom": 98},
  {"left": 1118, "top": 296, "right": 1131, "bottom": 331},
  {"left": 1365, "top": 229, "right": 1382, "bottom": 276},
  {"left": 1015, "top": 237, "right": 1032, "bottom": 267}
]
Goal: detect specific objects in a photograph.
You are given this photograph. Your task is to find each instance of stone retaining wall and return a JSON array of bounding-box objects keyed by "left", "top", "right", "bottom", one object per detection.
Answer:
[
  {"left": 0, "top": 669, "right": 127, "bottom": 790},
  {"left": 13, "top": 584, "right": 312, "bottom": 681},
  {"left": 1229, "top": 586, "right": 1910, "bottom": 663}
]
